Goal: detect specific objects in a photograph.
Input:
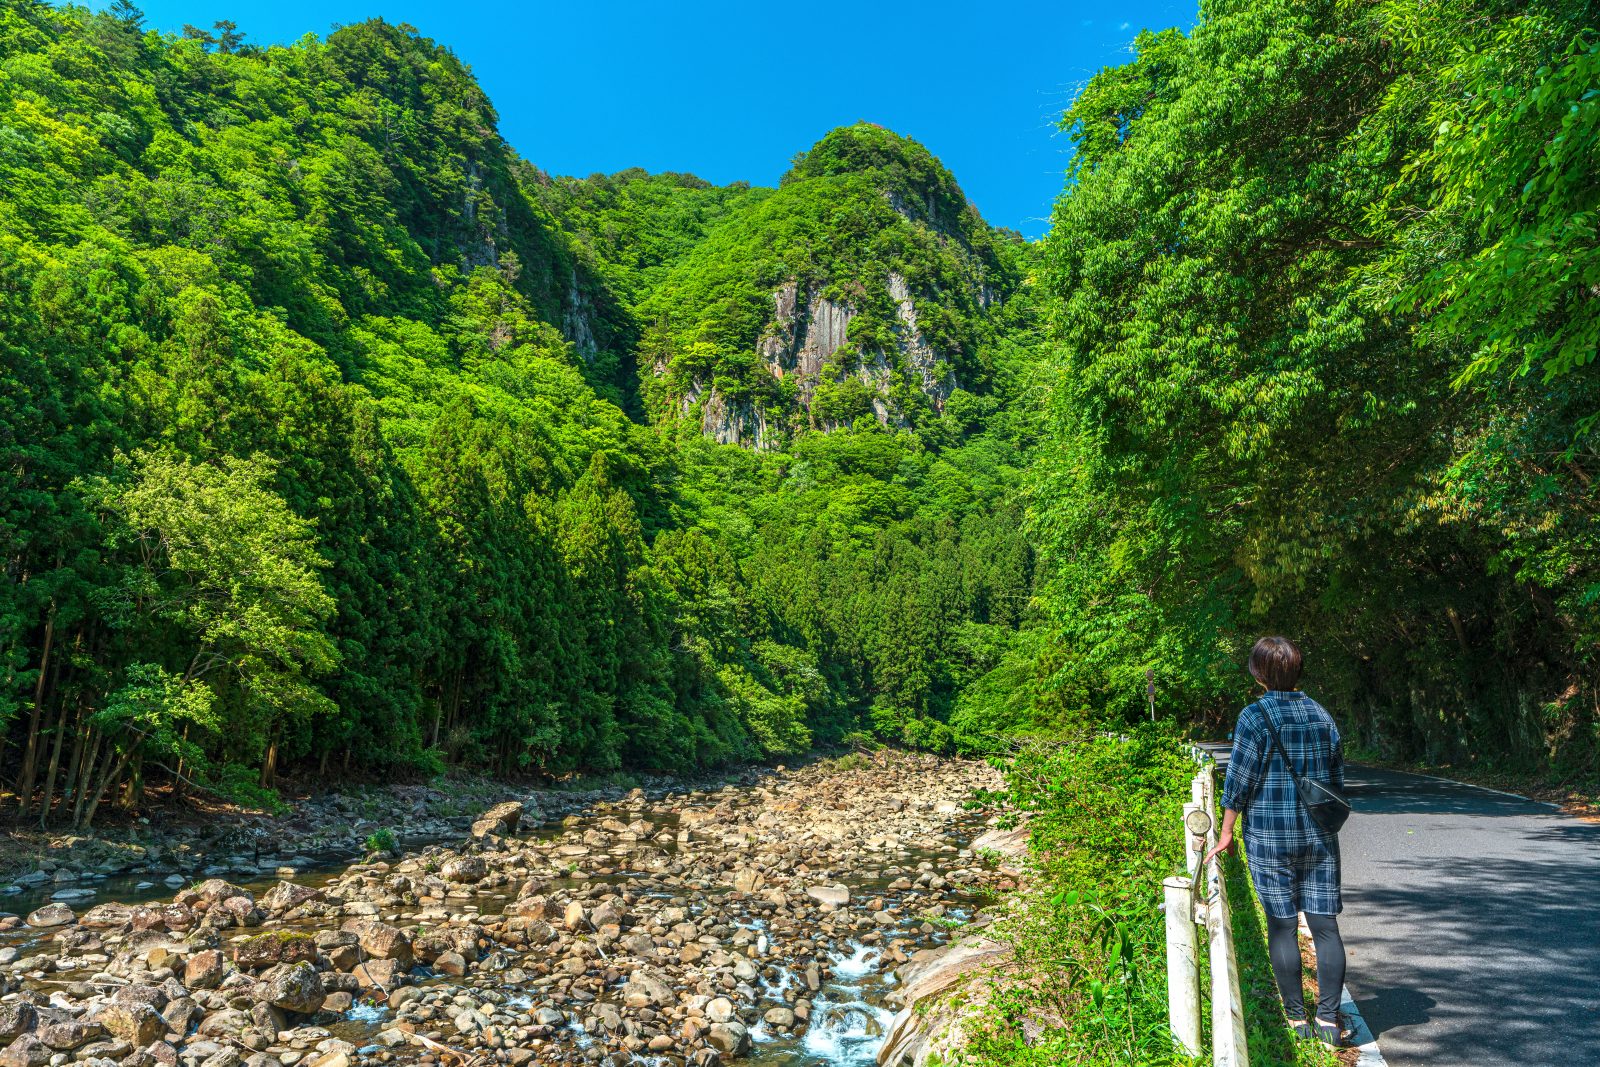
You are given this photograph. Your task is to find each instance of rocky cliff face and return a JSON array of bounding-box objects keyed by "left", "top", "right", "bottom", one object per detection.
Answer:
[
  {"left": 682, "top": 381, "right": 775, "bottom": 449},
  {"left": 561, "top": 266, "right": 600, "bottom": 361},
  {"left": 611, "top": 124, "right": 1021, "bottom": 447},
  {"left": 687, "top": 269, "right": 970, "bottom": 447}
]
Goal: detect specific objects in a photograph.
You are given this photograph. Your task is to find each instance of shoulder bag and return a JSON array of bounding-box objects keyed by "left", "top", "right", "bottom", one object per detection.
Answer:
[{"left": 1259, "top": 705, "right": 1351, "bottom": 834}]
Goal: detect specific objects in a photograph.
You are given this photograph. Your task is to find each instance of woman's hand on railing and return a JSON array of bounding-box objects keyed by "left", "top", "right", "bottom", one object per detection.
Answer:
[
  {"left": 1203, "top": 806, "right": 1241, "bottom": 868},
  {"left": 1203, "top": 826, "right": 1235, "bottom": 867}
]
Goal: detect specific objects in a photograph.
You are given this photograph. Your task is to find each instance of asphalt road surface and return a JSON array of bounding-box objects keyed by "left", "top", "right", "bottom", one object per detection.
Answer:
[{"left": 1338, "top": 765, "right": 1600, "bottom": 1066}]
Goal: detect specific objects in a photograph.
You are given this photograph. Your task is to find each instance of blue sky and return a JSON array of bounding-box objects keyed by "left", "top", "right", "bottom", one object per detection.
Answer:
[{"left": 98, "top": 1, "right": 1193, "bottom": 237}]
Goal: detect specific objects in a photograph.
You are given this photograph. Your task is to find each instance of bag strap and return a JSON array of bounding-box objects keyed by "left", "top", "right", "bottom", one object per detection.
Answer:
[{"left": 1257, "top": 702, "right": 1305, "bottom": 785}]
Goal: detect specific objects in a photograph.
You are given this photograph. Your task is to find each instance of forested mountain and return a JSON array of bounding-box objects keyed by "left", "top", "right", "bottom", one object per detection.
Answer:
[
  {"left": 536, "top": 126, "right": 1025, "bottom": 448},
  {"left": 3, "top": 0, "right": 1597, "bottom": 829},
  {"left": 0, "top": 2, "right": 1037, "bottom": 824}
]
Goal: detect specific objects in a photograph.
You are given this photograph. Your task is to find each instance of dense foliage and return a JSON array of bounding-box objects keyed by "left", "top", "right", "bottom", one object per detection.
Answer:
[
  {"left": 0, "top": 3, "right": 1036, "bottom": 824},
  {"left": 966, "top": 731, "right": 1249, "bottom": 1065},
  {"left": 1031, "top": 0, "right": 1600, "bottom": 778},
  {"left": 6, "top": 0, "right": 1597, "bottom": 833}
]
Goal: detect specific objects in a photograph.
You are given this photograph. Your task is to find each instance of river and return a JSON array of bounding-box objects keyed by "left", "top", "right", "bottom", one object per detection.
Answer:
[{"left": 0, "top": 755, "right": 1006, "bottom": 1067}]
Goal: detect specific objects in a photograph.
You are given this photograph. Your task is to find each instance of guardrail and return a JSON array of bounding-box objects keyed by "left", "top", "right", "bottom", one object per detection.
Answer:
[{"left": 1164, "top": 753, "right": 1250, "bottom": 1066}]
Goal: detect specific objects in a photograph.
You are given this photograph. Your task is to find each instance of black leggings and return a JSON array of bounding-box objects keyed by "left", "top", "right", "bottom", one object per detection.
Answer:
[{"left": 1264, "top": 912, "right": 1345, "bottom": 1021}]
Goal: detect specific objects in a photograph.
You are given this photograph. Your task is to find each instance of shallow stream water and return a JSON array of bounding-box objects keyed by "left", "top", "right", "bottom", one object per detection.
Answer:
[{"left": 1, "top": 786, "right": 995, "bottom": 1067}]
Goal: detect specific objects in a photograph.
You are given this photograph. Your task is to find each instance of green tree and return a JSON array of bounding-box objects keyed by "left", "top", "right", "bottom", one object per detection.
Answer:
[{"left": 90, "top": 450, "right": 337, "bottom": 792}]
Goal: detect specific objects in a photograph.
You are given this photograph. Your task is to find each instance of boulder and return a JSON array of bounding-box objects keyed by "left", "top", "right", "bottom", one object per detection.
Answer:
[
  {"left": 259, "top": 882, "right": 323, "bottom": 914},
  {"left": 186, "top": 880, "right": 252, "bottom": 907},
  {"left": 79, "top": 903, "right": 134, "bottom": 929},
  {"left": 588, "top": 900, "right": 627, "bottom": 928},
  {"left": 342, "top": 920, "right": 413, "bottom": 967},
  {"left": 213, "top": 895, "right": 261, "bottom": 928},
  {"left": 0, "top": 1004, "right": 35, "bottom": 1042},
  {"left": 195, "top": 1011, "right": 249, "bottom": 1039},
  {"left": 184, "top": 950, "right": 225, "bottom": 990},
  {"left": 95, "top": 1003, "right": 166, "bottom": 1047},
  {"left": 506, "top": 895, "right": 549, "bottom": 920},
  {"left": 162, "top": 998, "right": 202, "bottom": 1036},
  {"left": 438, "top": 856, "right": 486, "bottom": 884},
  {"left": 622, "top": 969, "right": 676, "bottom": 1008},
  {"left": 24, "top": 903, "right": 75, "bottom": 928},
  {"left": 36, "top": 1019, "right": 104, "bottom": 1050},
  {"left": 0, "top": 1034, "right": 50, "bottom": 1067},
  {"left": 386, "top": 987, "right": 422, "bottom": 1011},
  {"left": 351, "top": 959, "right": 400, "bottom": 991},
  {"left": 109, "top": 985, "right": 167, "bottom": 1013},
  {"left": 877, "top": 935, "right": 1015, "bottom": 1067},
  {"left": 470, "top": 801, "right": 523, "bottom": 839},
  {"left": 731, "top": 869, "right": 764, "bottom": 894},
  {"left": 805, "top": 884, "right": 850, "bottom": 907},
  {"left": 620, "top": 931, "right": 657, "bottom": 957},
  {"left": 412, "top": 926, "right": 478, "bottom": 965},
  {"left": 259, "top": 962, "right": 324, "bottom": 1015},
  {"left": 232, "top": 931, "right": 317, "bottom": 969},
  {"left": 706, "top": 1022, "right": 749, "bottom": 1057}
]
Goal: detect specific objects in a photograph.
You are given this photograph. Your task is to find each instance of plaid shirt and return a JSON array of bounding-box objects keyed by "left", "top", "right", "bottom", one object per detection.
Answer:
[{"left": 1221, "top": 690, "right": 1344, "bottom": 854}]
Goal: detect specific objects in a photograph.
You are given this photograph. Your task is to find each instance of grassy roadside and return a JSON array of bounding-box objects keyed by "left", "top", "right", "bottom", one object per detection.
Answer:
[{"left": 950, "top": 728, "right": 1342, "bottom": 1066}]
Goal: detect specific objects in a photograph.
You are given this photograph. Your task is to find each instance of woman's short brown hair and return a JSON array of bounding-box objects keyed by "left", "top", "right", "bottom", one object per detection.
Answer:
[{"left": 1248, "top": 636, "right": 1303, "bottom": 691}]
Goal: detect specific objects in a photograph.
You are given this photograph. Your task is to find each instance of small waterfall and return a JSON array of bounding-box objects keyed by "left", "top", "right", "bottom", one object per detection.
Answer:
[
  {"left": 828, "top": 944, "right": 879, "bottom": 980},
  {"left": 800, "top": 995, "right": 895, "bottom": 1066},
  {"left": 566, "top": 1018, "right": 596, "bottom": 1050}
]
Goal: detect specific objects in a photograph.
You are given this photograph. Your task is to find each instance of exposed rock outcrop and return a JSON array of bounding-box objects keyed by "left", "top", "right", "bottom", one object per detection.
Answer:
[
  {"left": 561, "top": 267, "right": 600, "bottom": 361},
  {"left": 888, "top": 271, "right": 955, "bottom": 410}
]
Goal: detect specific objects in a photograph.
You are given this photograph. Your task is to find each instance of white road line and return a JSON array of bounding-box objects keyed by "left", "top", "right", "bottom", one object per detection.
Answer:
[
  {"left": 1340, "top": 984, "right": 1387, "bottom": 1067},
  {"left": 1299, "top": 915, "right": 1387, "bottom": 1065},
  {"left": 1381, "top": 766, "right": 1561, "bottom": 809}
]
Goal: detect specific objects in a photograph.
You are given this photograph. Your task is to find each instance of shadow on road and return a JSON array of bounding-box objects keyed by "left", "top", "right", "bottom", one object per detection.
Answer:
[
  {"left": 1343, "top": 772, "right": 1553, "bottom": 818},
  {"left": 1340, "top": 765, "right": 1600, "bottom": 1066},
  {"left": 1350, "top": 986, "right": 1434, "bottom": 1040}
]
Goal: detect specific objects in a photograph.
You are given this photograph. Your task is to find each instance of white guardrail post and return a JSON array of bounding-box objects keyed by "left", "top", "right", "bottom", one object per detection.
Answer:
[
  {"left": 1163, "top": 875, "right": 1202, "bottom": 1055},
  {"left": 1170, "top": 752, "right": 1250, "bottom": 1067}
]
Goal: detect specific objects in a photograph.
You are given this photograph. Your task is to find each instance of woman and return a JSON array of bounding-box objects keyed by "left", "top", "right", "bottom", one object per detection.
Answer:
[{"left": 1205, "top": 636, "right": 1347, "bottom": 1047}]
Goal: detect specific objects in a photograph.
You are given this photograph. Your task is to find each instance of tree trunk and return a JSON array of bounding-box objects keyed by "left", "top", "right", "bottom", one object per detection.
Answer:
[
  {"left": 37, "top": 695, "right": 75, "bottom": 828},
  {"left": 60, "top": 705, "right": 86, "bottom": 819},
  {"left": 260, "top": 736, "right": 277, "bottom": 788},
  {"left": 173, "top": 723, "right": 191, "bottom": 799},
  {"left": 71, "top": 729, "right": 103, "bottom": 828},
  {"left": 121, "top": 752, "right": 144, "bottom": 810},
  {"left": 15, "top": 607, "right": 56, "bottom": 815},
  {"left": 79, "top": 745, "right": 136, "bottom": 830}
]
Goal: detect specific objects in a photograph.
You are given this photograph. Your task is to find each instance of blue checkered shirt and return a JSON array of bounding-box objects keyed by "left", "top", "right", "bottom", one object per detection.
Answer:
[{"left": 1221, "top": 690, "right": 1344, "bottom": 853}]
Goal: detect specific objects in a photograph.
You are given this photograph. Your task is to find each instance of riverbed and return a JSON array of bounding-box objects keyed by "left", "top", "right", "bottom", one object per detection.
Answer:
[{"left": 0, "top": 754, "right": 1006, "bottom": 1067}]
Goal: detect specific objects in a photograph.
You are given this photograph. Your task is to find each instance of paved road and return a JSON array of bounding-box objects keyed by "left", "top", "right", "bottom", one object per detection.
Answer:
[{"left": 1338, "top": 765, "right": 1600, "bottom": 1067}]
